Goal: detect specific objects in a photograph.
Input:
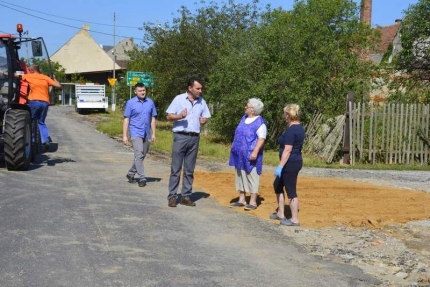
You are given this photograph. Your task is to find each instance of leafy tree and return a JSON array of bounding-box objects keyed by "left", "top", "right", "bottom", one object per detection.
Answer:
[
  {"left": 389, "top": 0, "right": 430, "bottom": 104},
  {"left": 115, "top": 47, "right": 152, "bottom": 109},
  {"left": 126, "top": 0, "right": 265, "bottom": 113},
  {"left": 397, "top": 0, "right": 430, "bottom": 81},
  {"left": 68, "top": 73, "right": 88, "bottom": 84},
  {"left": 124, "top": 0, "right": 379, "bottom": 146},
  {"left": 24, "top": 57, "right": 67, "bottom": 82},
  {"left": 207, "top": 0, "right": 379, "bottom": 145}
]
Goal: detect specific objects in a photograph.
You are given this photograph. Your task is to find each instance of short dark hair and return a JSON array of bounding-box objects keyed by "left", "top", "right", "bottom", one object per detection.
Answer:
[
  {"left": 134, "top": 82, "right": 146, "bottom": 89},
  {"left": 187, "top": 76, "right": 202, "bottom": 88}
]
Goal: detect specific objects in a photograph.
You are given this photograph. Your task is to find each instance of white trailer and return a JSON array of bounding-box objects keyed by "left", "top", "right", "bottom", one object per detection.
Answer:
[{"left": 75, "top": 84, "right": 108, "bottom": 113}]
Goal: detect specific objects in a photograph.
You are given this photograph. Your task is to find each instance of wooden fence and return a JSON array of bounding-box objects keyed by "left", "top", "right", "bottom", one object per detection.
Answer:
[{"left": 347, "top": 102, "right": 430, "bottom": 165}]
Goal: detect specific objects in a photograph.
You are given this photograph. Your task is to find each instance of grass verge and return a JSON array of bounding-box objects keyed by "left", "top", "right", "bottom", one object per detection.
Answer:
[{"left": 94, "top": 111, "right": 430, "bottom": 170}]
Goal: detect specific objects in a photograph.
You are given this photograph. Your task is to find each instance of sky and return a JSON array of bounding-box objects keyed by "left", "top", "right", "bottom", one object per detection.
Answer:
[{"left": 0, "top": 0, "right": 419, "bottom": 57}]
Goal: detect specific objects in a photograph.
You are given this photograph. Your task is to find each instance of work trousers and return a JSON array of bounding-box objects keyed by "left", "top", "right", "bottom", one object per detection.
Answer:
[
  {"left": 28, "top": 100, "right": 50, "bottom": 144},
  {"left": 167, "top": 133, "right": 200, "bottom": 199},
  {"left": 128, "top": 137, "right": 150, "bottom": 181}
]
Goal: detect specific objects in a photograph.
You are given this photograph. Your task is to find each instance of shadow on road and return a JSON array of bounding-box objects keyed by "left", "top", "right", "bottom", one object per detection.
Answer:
[
  {"left": 190, "top": 191, "right": 210, "bottom": 202},
  {"left": 146, "top": 177, "right": 162, "bottom": 183},
  {"left": 28, "top": 154, "right": 76, "bottom": 170}
]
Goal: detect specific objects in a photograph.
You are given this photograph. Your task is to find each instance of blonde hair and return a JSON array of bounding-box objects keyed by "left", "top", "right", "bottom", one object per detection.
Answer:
[{"left": 283, "top": 104, "right": 300, "bottom": 121}]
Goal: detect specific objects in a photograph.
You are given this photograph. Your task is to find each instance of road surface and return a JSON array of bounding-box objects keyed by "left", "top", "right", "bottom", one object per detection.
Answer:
[{"left": 0, "top": 106, "right": 379, "bottom": 287}]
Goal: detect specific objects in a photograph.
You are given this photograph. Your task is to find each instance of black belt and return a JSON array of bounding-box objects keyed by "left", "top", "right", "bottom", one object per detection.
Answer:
[{"left": 175, "top": 131, "right": 200, "bottom": 136}]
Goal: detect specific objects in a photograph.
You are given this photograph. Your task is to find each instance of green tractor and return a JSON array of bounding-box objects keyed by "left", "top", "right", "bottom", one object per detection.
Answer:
[{"left": 0, "top": 24, "right": 55, "bottom": 170}]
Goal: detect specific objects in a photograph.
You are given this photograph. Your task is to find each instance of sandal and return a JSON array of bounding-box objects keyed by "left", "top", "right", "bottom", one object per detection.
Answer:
[
  {"left": 269, "top": 213, "right": 286, "bottom": 220},
  {"left": 230, "top": 202, "right": 246, "bottom": 208},
  {"left": 244, "top": 204, "right": 257, "bottom": 210},
  {"left": 280, "top": 218, "right": 300, "bottom": 226}
]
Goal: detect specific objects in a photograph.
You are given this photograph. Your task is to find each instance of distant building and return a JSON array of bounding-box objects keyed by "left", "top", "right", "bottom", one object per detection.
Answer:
[
  {"left": 50, "top": 24, "right": 138, "bottom": 85},
  {"left": 359, "top": 0, "right": 404, "bottom": 101},
  {"left": 370, "top": 20, "right": 402, "bottom": 64},
  {"left": 360, "top": 0, "right": 402, "bottom": 65},
  {"left": 102, "top": 37, "right": 135, "bottom": 69}
]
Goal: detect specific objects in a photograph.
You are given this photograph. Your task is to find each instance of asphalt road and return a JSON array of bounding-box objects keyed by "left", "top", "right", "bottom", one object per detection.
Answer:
[{"left": 0, "top": 106, "right": 380, "bottom": 287}]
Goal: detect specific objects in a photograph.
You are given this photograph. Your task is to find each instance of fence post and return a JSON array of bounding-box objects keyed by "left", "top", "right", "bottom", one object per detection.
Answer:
[{"left": 342, "top": 91, "right": 354, "bottom": 164}]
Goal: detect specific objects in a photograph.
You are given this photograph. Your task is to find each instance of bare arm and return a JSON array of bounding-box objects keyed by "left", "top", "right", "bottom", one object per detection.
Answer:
[
  {"left": 151, "top": 116, "right": 156, "bottom": 142},
  {"left": 51, "top": 75, "right": 62, "bottom": 89},
  {"left": 278, "top": 145, "right": 293, "bottom": 167},
  {"left": 250, "top": 138, "right": 265, "bottom": 160},
  {"left": 166, "top": 108, "right": 187, "bottom": 121},
  {"left": 122, "top": 117, "right": 129, "bottom": 144},
  {"left": 199, "top": 117, "right": 208, "bottom": 125}
]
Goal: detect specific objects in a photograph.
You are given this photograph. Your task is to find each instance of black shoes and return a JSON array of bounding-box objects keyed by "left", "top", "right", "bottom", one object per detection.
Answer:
[
  {"left": 138, "top": 179, "right": 147, "bottom": 187},
  {"left": 126, "top": 175, "right": 146, "bottom": 187},
  {"left": 43, "top": 142, "right": 50, "bottom": 153},
  {"left": 126, "top": 174, "right": 136, "bottom": 183}
]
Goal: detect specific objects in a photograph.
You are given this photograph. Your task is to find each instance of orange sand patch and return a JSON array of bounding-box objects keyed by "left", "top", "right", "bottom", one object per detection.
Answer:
[{"left": 194, "top": 170, "right": 430, "bottom": 229}]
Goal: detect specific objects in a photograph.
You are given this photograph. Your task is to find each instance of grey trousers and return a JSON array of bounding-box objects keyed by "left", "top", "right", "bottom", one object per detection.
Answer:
[
  {"left": 168, "top": 133, "right": 200, "bottom": 199},
  {"left": 128, "top": 137, "right": 150, "bottom": 181}
]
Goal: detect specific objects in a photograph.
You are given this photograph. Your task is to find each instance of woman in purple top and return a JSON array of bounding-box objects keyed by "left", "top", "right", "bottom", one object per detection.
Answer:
[
  {"left": 272, "top": 104, "right": 305, "bottom": 226},
  {"left": 229, "top": 98, "right": 266, "bottom": 210}
]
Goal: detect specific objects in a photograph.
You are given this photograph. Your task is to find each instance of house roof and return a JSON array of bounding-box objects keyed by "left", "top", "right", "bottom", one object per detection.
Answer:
[
  {"left": 375, "top": 21, "right": 402, "bottom": 53},
  {"left": 102, "top": 45, "right": 114, "bottom": 53},
  {"left": 105, "top": 37, "right": 137, "bottom": 62},
  {"left": 50, "top": 24, "right": 121, "bottom": 74}
]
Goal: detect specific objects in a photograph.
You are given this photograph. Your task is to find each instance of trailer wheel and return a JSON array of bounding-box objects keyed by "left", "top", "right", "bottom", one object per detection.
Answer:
[
  {"left": 4, "top": 109, "right": 32, "bottom": 170},
  {"left": 31, "top": 119, "right": 40, "bottom": 162},
  {"left": 75, "top": 105, "right": 79, "bottom": 113}
]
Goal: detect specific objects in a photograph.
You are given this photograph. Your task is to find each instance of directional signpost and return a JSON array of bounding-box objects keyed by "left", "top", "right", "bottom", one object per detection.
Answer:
[
  {"left": 126, "top": 71, "right": 154, "bottom": 99},
  {"left": 126, "top": 71, "right": 154, "bottom": 87}
]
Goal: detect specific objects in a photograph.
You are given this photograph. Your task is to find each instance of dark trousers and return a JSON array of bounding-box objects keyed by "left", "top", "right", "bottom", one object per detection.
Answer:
[
  {"left": 275, "top": 160, "right": 303, "bottom": 199},
  {"left": 167, "top": 133, "right": 200, "bottom": 199}
]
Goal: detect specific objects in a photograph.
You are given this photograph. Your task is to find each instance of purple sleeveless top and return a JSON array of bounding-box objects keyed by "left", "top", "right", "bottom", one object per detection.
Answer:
[{"left": 229, "top": 115, "right": 265, "bottom": 175}]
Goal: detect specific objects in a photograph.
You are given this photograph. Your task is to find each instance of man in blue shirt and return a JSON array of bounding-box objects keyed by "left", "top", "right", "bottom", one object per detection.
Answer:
[
  {"left": 166, "top": 77, "right": 211, "bottom": 207},
  {"left": 123, "top": 83, "right": 157, "bottom": 187}
]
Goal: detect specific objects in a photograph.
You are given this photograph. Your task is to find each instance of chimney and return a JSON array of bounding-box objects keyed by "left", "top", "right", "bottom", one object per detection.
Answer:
[
  {"left": 360, "top": 0, "right": 372, "bottom": 26},
  {"left": 83, "top": 23, "right": 90, "bottom": 32}
]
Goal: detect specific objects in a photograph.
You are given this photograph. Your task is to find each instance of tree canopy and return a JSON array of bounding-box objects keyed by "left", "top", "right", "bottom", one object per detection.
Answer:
[
  {"left": 122, "top": 0, "right": 386, "bottom": 146},
  {"left": 206, "top": 0, "right": 378, "bottom": 143},
  {"left": 387, "top": 0, "right": 430, "bottom": 104}
]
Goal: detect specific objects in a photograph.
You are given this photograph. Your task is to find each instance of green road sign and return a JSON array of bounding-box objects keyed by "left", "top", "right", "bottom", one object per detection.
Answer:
[{"left": 126, "top": 71, "right": 154, "bottom": 87}]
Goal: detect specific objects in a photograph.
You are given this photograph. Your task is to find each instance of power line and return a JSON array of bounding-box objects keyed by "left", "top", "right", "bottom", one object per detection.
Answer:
[
  {"left": 0, "top": 0, "right": 141, "bottom": 29},
  {"left": 0, "top": 2, "right": 144, "bottom": 41}
]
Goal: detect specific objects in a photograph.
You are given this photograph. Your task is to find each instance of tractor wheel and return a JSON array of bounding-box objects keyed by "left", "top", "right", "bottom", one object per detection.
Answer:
[
  {"left": 4, "top": 109, "right": 32, "bottom": 171},
  {"left": 31, "top": 119, "right": 40, "bottom": 162}
]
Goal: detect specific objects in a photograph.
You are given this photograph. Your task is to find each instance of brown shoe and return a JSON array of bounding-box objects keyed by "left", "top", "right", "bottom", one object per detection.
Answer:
[
  {"left": 180, "top": 196, "right": 196, "bottom": 206},
  {"left": 168, "top": 197, "right": 177, "bottom": 207}
]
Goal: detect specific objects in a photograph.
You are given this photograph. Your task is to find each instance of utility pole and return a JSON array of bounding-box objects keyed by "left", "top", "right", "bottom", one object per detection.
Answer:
[
  {"left": 111, "top": 12, "right": 116, "bottom": 111},
  {"left": 25, "top": 30, "right": 29, "bottom": 63}
]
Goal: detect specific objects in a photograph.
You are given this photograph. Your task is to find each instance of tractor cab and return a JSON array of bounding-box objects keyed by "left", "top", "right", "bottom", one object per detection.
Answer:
[{"left": 0, "top": 24, "right": 55, "bottom": 170}]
